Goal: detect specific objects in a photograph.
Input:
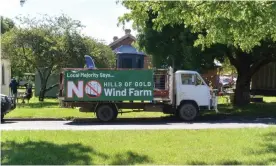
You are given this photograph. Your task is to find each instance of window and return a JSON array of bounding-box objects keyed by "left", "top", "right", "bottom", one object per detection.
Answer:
[
  {"left": 181, "top": 74, "right": 194, "bottom": 85},
  {"left": 137, "top": 59, "right": 142, "bottom": 68},
  {"left": 195, "top": 75, "right": 204, "bottom": 85},
  {"left": 181, "top": 74, "right": 205, "bottom": 85},
  {"left": 2, "top": 64, "right": 5, "bottom": 85},
  {"left": 121, "top": 58, "right": 133, "bottom": 68}
]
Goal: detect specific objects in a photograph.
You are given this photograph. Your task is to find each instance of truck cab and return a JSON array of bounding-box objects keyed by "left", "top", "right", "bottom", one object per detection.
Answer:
[
  {"left": 175, "top": 70, "right": 217, "bottom": 110},
  {"left": 157, "top": 68, "right": 218, "bottom": 121}
]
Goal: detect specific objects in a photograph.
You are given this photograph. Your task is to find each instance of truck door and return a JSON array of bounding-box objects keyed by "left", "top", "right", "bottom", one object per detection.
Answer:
[{"left": 177, "top": 73, "right": 210, "bottom": 107}]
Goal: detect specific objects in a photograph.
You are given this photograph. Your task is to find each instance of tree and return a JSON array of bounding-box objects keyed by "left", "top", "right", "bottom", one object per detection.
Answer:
[
  {"left": 0, "top": 16, "right": 15, "bottom": 34},
  {"left": 2, "top": 14, "right": 115, "bottom": 101},
  {"left": 2, "top": 25, "right": 65, "bottom": 101},
  {"left": 61, "top": 31, "right": 115, "bottom": 69},
  {"left": 0, "top": 16, "right": 29, "bottom": 77},
  {"left": 118, "top": 1, "right": 276, "bottom": 106},
  {"left": 134, "top": 10, "right": 218, "bottom": 72},
  {"left": 221, "top": 58, "right": 237, "bottom": 75}
]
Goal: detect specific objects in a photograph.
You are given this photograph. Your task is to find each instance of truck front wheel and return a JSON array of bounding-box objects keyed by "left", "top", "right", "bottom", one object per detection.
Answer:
[
  {"left": 177, "top": 103, "right": 198, "bottom": 121},
  {"left": 96, "top": 105, "right": 117, "bottom": 122}
]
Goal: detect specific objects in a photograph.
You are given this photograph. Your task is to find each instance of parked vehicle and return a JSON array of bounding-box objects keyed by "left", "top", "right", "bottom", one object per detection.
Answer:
[
  {"left": 1, "top": 94, "right": 16, "bottom": 122},
  {"left": 58, "top": 67, "right": 218, "bottom": 122},
  {"left": 219, "top": 77, "right": 235, "bottom": 88}
]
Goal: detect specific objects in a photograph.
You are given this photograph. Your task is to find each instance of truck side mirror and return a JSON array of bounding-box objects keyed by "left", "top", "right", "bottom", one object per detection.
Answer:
[{"left": 195, "top": 80, "right": 202, "bottom": 86}]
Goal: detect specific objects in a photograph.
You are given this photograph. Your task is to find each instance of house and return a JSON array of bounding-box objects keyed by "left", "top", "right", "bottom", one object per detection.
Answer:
[
  {"left": 1, "top": 59, "right": 11, "bottom": 95},
  {"left": 109, "top": 29, "right": 152, "bottom": 69},
  {"left": 109, "top": 29, "right": 223, "bottom": 88},
  {"left": 251, "top": 62, "right": 276, "bottom": 96}
]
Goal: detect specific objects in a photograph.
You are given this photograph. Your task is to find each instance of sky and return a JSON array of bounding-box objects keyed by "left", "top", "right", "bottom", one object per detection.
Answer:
[{"left": 0, "top": 0, "right": 137, "bottom": 44}]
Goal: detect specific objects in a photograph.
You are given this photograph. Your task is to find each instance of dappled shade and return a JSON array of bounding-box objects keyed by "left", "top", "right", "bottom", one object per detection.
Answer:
[{"left": 1, "top": 140, "right": 152, "bottom": 165}]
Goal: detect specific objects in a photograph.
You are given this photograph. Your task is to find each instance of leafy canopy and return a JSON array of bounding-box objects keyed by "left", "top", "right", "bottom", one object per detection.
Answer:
[
  {"left": 1, "top": 14, "right": 115, "bottom": 101},
  {"left": 118, "top": 1, "right": 276, "bottom": 52},
  {"left": 0, "top": 16, "right": 15, "bottom": 34}
]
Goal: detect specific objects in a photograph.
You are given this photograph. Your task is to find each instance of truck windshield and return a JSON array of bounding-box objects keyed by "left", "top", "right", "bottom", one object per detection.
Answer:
[
  {"left": 196, "top": 74, "right": 204, "bottom": 85},
  {"left": 181, "top": 74, "right": 194, "bottom": 85},
  {"left": 181, "top": 73, "right": 205, "bottom": 85}
]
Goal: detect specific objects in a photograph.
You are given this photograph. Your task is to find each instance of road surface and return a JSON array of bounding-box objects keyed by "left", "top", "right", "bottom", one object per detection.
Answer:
[{"left": 1, "top": 117, "right": 276, "bottom": 130}]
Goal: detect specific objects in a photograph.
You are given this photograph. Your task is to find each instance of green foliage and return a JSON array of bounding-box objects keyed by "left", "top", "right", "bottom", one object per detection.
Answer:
[
  {"left": 0, "top": 16, "right": 15, "bottom": 34},
  {"left": 0, "top": 16, "right": 24, "bottom": 77},
  {"left": 119, "top": 4, "right": 219, "bottom": 71},
  {"left": 119, "top": 1, "right": 276, "bottom": 52},
  {"left": 221, "top": 58, "right": 237, "bottom": 75},
  {"left": 138, "top": 18, "right": 216, "bottom": 71},
  {"left": 118, "top": 1, "right": 276, "bottom": 106},
  {"left": 1, "top": 14, "right": 115, "bottom": 101}
]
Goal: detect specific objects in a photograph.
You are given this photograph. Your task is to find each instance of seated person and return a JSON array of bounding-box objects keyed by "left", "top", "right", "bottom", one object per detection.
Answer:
[{"left": 22, "top": 84, "right": 33, "bottom": 104}]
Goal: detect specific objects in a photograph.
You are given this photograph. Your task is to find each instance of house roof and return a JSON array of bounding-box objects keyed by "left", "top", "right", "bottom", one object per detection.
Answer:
[
  {"left": 114, "top": 45, "right": 145, "bottom": 55},
  {"left": 108, "top": 33, "right": 136, "bottom": 47}
]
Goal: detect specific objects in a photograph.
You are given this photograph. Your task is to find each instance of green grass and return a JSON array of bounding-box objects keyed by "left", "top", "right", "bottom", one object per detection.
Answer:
[
  {"left": 212, "top": 97, "right": 276, "bottom": 118},
  {"left": 5, "top": 107, "right": 166, "bottom": 119},
  {"left": 2, "top": 128, "right": 276, "bottom": 165},
  {"left": 5, "top": 96, "right": 276, "bottom": 119},
  {"left": 5, "top": 97, "right": 166, "bottom": 119}
]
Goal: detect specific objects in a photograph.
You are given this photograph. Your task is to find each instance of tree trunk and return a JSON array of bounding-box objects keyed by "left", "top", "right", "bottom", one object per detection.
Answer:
[
  {"left": 233, "top": 56, "right": 251, "bottom": 106},
  {"left": 39, "top": 87, "right": 46, "bottom": 102},
  {"left": 234, "top": 72, "right": 251, "bottom": 106}
]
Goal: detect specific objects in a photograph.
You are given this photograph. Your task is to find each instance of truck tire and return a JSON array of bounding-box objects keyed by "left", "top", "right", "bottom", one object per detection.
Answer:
[
  {"left": 177, "top": 103, "right": 198, "bottom": 121},
  {"left": 96, "top": 105, "right": 117, "bottom": 122}
]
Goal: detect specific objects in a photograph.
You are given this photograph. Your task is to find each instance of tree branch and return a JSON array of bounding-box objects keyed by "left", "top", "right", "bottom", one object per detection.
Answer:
[
  {"left": 20, "top": 43, "right": 43, "bottom": 78},
  {"left": 45, "top": 65, "right": 54, "bottom": 83},
  {"left": 250, "top": 58, "right": 276, "bottom": 77},
  {"left": 225, "top": 52, "right": 238, "bottom": 68},
  {"left": 45, "top": 83, "right": 59, "bottom": 92}
]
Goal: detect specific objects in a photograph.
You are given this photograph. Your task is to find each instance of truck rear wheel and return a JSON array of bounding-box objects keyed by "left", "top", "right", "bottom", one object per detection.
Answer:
[
  {"left": 178, "top": 103, "right": 198, "bottom": 121},
  {"left": 96, "top": 105, "right": 117, "bottom": 122}
]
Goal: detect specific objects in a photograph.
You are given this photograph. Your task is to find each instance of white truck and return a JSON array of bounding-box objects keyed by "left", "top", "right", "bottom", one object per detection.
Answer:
[{"left": 58, "top": 67, "right": 218, "bottom": 122}]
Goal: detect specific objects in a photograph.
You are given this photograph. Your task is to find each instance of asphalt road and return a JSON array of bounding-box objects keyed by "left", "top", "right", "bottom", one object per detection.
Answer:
[{"left": 1, "top": 117, "right": 276, "bottom": 130}]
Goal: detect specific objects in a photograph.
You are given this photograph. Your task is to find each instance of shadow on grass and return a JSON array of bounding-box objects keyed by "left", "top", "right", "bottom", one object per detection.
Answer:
[
  {"left": 188, "top": 160, "right": 242, "bottom": 165},
  {"left": 1, "top": 141, "right": 104, "bottom": 165},
  {"left": 170, "top": 130, "right": 276, "bottom": 165},
  {"left": 187, "top": 130, "right": 276, "bottom": 165},
  {"left": 210, "top": 102, "right": 276, "bottom": 118},
  {"left": 246, "top": 131, "right": 276, "bottom": 161},
  {"left": 16, "top": 102, "right": 59, "bottom": 108},
  {"left": 239, "top": 130, "right": 276, "bottom": 165},
  {"left": 111, "top": 151, "right": 152, "bottom": 165},
  {"left": 1, "top": 140, "right": 151, "bottom": 165},
  {"left": 262, "top": 132, "right": 276, "bottom": 154}
]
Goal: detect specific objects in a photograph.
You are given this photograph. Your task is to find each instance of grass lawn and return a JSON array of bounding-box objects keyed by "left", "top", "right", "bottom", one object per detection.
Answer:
[
  {"left": 5, "top": 96, "right": 276, "bottom": 119},
  {"left": 2, "top": 128, "right": 276, "bottom": 165},
  {"left": 212, "top": 96, "right": 276, "bottom": 118},
  {"left": 5, "top": 97, "right": 166, "bottom": 119}
]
